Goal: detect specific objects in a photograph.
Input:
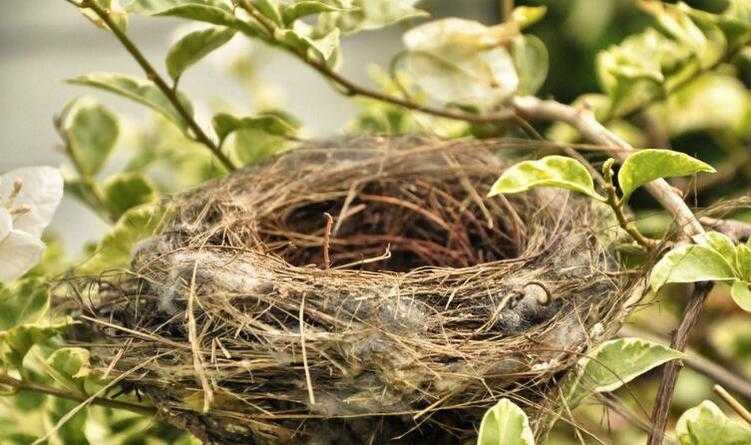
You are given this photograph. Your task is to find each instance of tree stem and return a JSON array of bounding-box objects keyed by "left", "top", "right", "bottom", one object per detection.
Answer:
[
  {"left": 0, "top": 374, "right": 157, "bottom": 417},
  {"left": 76, "top": 0, "right": 236, "bottom": 171}
]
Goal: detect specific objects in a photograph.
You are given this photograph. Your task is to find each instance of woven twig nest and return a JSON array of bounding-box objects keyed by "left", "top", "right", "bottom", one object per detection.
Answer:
[{"left": 73, "top": 137, "right": 640, "bottom": 444}]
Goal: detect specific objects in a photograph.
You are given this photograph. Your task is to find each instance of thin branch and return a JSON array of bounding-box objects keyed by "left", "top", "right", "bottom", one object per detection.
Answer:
[
  {"left": 0, "top": 374, "right": 157, "bottom": 417},
  {"left": 647, "top": 283, "right": 713, "bottom": 445},
  {"left": 76, "top": 0, "right": 236, "bottom": 171},
  {"left": 602, "top": 161, "right": 655, "bottom": 248},
  {"left": 714, "top": 385, "right": 751, "bottom": 425}
]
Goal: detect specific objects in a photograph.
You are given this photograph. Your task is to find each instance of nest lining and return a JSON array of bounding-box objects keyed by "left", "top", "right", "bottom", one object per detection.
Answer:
[{"left": 72, "top": 137, "right": 637, "bottom": 445}]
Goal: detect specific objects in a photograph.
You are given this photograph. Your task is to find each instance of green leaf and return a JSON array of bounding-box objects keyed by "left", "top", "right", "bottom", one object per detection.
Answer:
[
  {"left": 166, "top": 26, "right": 236, "bottom": 83},
  {"left": 0, "top": 278, "right": 49, "bottom": 331},
  {"left": 735, "top": 244, "right": 751, "bottom": 282},
  {"left": 618, "top": 149, "right": 715, "bottom": 201},
  {"left": 510, "top": 35, "right": 548, "bottom": 95},
  {"left": 281, "top": 1, "right": 345, "bottom": 27},
  {"left": 488, "top": 155, "right": 605, "bottom": 201},
  {"left": 640, "top": 1, "right": 727, "bottom": 70},
  {"left": 676, "top": 400, "right": 751, "bottom": 445},
  {"left": 102, "top": 173, "right": 159, "bottom": 221},
  {"left": 695, "top": 231, "right": 737, "bottom": 270},
  {"left": 564, "top": 338, "right": 682, "bottom": 407},
  {"left": 0, "top": 320, "right": 72, "bottom": 371},
  {"left": 125, "top": 0, "right": 231, "bottom": 14},
  {"left": 59, "top": 97, "right": 119, "bottom": 177},
  {"left": 336, "top": 0, "right": 427, "bottom": 33},
  {"left": 650, "top": 244, "right": 736, "bottom": 292},
  {"left": 231, "top": 128, "right": 290, "bottom": 166},
  {"left": 730, "top": 280, "right": 751, "bottom": 312},
  {"left": 78, "top": 204, "right": 166, "bottom": 274},
  {"left": 253, "top": 0, "right": 283, "bottom": 26},
  {"left": 68, "top": 73, "right": 193, "bottom": 132},
  {"left": 213, "top": 112, "right": 298, "bottom": 145},
  {"left": 46, "top": 348, "right": 92, "bottom": 395},
  {"left": 477, "top": 398, "right": 535, "bottom": 445},
  {"left": 154, "top": 3, "right": 265, "bottom": 38}
]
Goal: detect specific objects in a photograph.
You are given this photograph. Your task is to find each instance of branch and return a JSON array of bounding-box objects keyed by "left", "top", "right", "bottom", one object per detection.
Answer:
[
  {"left": 647, "top": 283, "right": 712, "bottom": 445},
  {"left": 76, "top": 0, "right": 236, "bottom": 172},
  {"left": 714, "top": 385, "right": 751, "bottom": 425},
  {"left": 0, "top": 374, "right": 157, "bottom": 417}
]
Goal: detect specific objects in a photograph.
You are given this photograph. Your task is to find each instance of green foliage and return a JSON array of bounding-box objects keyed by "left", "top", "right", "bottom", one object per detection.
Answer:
[
  {"left": 510, "top": 35, "right": 549, "bottom": 96},
  {"left": 676, "top": 400, "right": 751, "bottom": 445},
  {"left": 59, "top": 97, "right": 120, "bottom": 178},
  {"left": 280, "top": 1, "right": 345, "bottom": 27},
  {"left": 101, "top": 173, "right": 159, "bottom": 221},
  {"left": 618, "top": 149, "right": 715, "bottom": 201},
  {"left": 477, "top": 398, "right": 535, "bottom": 445},
  {"left": 0, "top": 279, "right": 49, "bottom": 331},
  {"left": 46, "top": 348, "right": 92, "bottom": 395},
  {"left": 0, "top": 320, "right": 73, "bottom": 372},
  {"left": 651, "top": 231, "right": 751, "bottom": 312},
  {"left": 78, "top": 203, "right": 166, "bottom": 274},
  {"left": 564, "top": 338, "right": 681, "bottom": 406},
  {"left": 213, "top": 111, "right": 298, "bottom": 145},
  {"left": 68, "top": 73, "right": 193, "bottom": 132},
  {"left": 488, "top": 155, "right": 605, "bottom": 201},
  {"left": 166, "top": 26, "right": 236, "bottom": 84}
]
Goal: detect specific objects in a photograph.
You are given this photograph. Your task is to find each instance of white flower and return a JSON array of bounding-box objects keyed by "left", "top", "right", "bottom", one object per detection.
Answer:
[{"left": 0, "top": 167, "right": 63, "bottom": 282}]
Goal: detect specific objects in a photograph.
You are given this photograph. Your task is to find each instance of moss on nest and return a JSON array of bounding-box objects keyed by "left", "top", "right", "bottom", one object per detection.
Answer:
[{"left": 70, "top": 137, "right": 641, "bottom": 444}]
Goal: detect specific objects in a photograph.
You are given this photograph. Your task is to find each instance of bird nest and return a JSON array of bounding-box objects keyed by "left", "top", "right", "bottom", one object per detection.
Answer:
[{"left": 70, "top": 136, "right": 642, "bottom": 444}]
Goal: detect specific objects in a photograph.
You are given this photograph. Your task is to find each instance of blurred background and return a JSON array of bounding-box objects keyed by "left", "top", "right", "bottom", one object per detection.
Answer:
[{"left": 2, "top": 1, "right": 751, "bottom": 443}]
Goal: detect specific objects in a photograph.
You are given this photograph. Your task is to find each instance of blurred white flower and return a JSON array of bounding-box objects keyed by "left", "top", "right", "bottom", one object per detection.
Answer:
[{"left": 0, "top": 167, "right": 63, "bottom": 282}]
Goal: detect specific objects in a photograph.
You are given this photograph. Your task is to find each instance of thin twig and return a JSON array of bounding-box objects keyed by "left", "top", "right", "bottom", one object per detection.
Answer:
[
  {"left": 602, "top": 160, "right": 655, "bottom": 248},
  {"left": 714, "top": 385, "right": 751, "bottom": 425},
  {"left": 647, "top": 282, "right": 712, "bottom": 445},
  {"left": 75, "top": 0, "right": 236, "bottom": 171},
  {"left": 323, "top": 213, "right": 333, "bottom": 269},
  {"left": 0, "top": 373, "right": 156, "bottom": 417}
]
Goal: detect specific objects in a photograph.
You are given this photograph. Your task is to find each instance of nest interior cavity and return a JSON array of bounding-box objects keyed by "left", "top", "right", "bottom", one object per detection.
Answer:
[{"left": 73, "top": 137, "right": 637, "bottom": 445}]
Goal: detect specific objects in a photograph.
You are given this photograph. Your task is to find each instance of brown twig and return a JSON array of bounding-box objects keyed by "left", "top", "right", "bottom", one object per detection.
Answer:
[
  {"left": 647, "top": 282, "right": 712, "bottom": 445},
  {"left": 323, "top": 213, "right": 333, "bottom": 269},
  {"left": 75, "top": 0, "right": 236, "bottom": 171},
  {"left": 714, "top": 385, "right": 751, "bottom": 425}
]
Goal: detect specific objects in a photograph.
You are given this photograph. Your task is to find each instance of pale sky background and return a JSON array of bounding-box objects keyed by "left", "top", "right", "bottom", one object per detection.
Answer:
[{"left": 0, "top": 1, "right": 495, "bottom": 254}]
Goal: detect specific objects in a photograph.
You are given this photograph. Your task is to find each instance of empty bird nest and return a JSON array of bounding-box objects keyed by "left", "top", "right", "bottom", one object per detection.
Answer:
[{"left": 68, "top": 136, "right": 644, "bottom": 445}]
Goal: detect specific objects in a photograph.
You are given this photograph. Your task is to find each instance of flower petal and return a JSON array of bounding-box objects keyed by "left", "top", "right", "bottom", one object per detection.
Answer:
[
  {"left": 0, "top": 208, "right": 11, "bottom": 241},
  {"left": 0, "top": 229, "right": 45, "bottom": 282},
  {"left": 1, "top": 166, "right": 63, "bottom": 238}
]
